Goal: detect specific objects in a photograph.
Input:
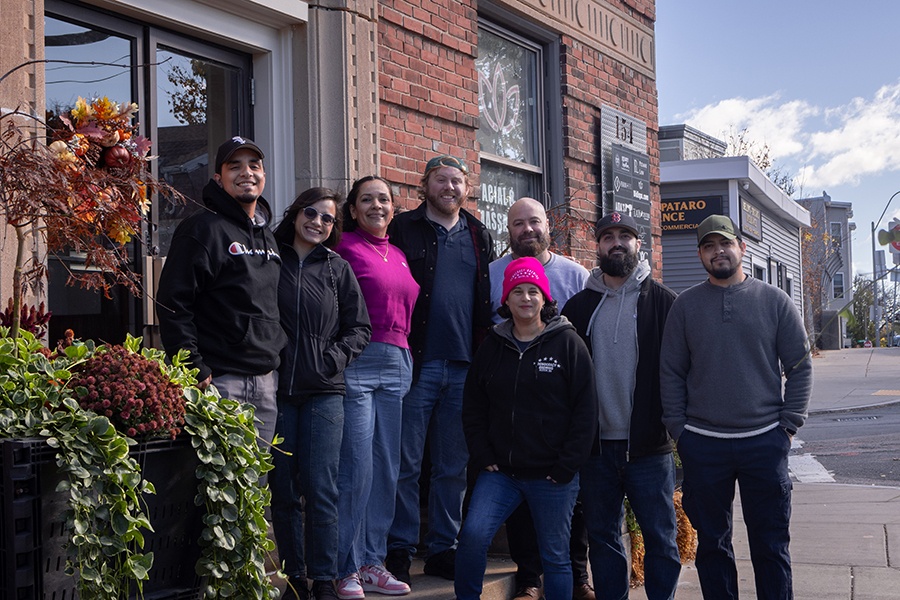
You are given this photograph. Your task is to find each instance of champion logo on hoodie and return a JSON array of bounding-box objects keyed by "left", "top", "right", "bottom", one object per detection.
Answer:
[
  {"left": 228, "top": 241, "right": 279, "bottom": 259},
  {"left": 536, "top": 356, "right": 561, "bottom": 373}
]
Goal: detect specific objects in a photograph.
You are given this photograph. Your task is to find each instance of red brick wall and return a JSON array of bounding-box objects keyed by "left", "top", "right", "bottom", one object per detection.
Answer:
[
  {"left": 378, "top": 0, "right": 659, "bottom": 271},
  {"left": 378, "top": 0, "right": 479, "bottom": 204}
]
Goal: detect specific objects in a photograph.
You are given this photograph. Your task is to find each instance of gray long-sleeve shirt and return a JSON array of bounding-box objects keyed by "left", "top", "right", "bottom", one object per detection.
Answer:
[{"left": 660, "top": 276, "right": 812, "bottom": 440}]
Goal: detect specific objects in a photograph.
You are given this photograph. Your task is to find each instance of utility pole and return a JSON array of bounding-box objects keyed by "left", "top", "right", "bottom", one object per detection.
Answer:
[{"left": 872, "top": 221, "right": 881, "bottom": 347}]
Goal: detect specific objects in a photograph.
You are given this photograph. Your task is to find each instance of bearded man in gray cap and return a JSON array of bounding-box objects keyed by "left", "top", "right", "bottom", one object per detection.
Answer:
[
  {"left": 157, "top": 136, "right": 286, "bottom": 446},
  {"left": 660, "top": 214, "right": 812, "bottom": 600},
  {"left": 562, "top": 211, "right": 681, "bottom": 600}
]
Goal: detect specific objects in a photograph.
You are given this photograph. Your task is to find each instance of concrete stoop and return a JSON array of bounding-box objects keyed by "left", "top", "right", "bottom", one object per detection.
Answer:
[{"left": 269, "top": 557, "right": 517, "bottom": 599}]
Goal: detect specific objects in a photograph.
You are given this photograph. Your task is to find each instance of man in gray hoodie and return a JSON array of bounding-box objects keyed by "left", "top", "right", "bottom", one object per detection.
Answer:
[{"left": 561, "top": 212, "right": 681, "bottom": 600}]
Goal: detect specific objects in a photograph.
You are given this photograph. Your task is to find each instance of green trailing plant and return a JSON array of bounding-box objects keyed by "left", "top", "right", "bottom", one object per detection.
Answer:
[
  {"left": 0, "top": 329, "right": 154, "bottom": 599},
  {"left": 183, "top": 386, "right": 278, "bottom": 599},
  {"left": 0, "top": 330, "right": 278, "bottom": 598},
  {"left": 168, "top": 348, "right": 279, "bottom": 599}
]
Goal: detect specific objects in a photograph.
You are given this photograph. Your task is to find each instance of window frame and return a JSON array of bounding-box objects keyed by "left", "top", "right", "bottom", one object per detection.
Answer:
[
  {"left": 477, "top": 3, "right": 563, "bottom": 208},
  {"left": 832, "top": 272, "right": 845, "bottom": 300}
]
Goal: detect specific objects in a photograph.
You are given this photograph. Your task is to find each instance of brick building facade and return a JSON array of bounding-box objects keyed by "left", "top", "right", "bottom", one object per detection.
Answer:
[
  {"left": 0, "top": 0, "right": 658, "bottom": 343},
  {"left": 378, "top": 0, "right": 659, "bottom": 268}
]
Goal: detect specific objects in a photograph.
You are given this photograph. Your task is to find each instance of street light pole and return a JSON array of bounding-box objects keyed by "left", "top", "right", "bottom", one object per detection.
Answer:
[{"left": 872, "top": 220, "right": 881, "bottom": 347}]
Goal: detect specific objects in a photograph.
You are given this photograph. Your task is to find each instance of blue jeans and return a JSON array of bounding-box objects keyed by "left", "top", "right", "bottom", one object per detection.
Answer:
[
  {"left": 337, "top": 343, "right": 412, "bottom": 577},
  {"left": 388, "top": 359, "right": 469, "bottom": 559},
  {"left": 678, "top": 428, "right": 793, "bottom": 600},
  {"left": 580, "top": 441, "right": 681, "bottom": 600},
  {"left": 455, "top": 471, "right": 579, "bottom": 600},
  {"left": 212, "top": 370, "right": 278, "bottom": 446},
  {"left": 270, "top": 394, "right": 344, "bottom": 581}
]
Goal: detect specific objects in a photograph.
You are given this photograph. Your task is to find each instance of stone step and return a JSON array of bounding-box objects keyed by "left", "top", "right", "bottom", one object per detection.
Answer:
[{"left": 270, "top": 558, "right": 517, "bottom": 600}]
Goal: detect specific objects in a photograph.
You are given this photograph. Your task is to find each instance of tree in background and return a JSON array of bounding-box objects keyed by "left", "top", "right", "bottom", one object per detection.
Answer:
[
  {"left": 725, "top": 128, "right": 796, "bottom": 196},
  {"left": 847, "top": 274, "right": 876, "bottom": 345},
  {"left": 799, "top": 210, "right": 829, "bottom": 347},
  {"left": 166, "top": 59, "right": 207, "bottom": 125}
]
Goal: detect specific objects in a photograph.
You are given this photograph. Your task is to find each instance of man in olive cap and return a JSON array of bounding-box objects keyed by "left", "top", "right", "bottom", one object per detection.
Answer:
[{"left": 660, "top": 214, "right": 812, "bottom": 599}]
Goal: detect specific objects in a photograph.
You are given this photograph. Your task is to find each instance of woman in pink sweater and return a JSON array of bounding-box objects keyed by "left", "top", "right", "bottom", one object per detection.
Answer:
[{"left": 333, "top": 176, "right": 420, "bottom": 599}]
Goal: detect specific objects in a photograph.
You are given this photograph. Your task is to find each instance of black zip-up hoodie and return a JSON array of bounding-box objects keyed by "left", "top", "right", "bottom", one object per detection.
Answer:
[
  {"left": 462, "top": 316, "right": 598, "bottom": 484},
  {"left": 157, "top": 179, "right": 287, "bottom": 381},
  {"left": 276, "top": 242, "right": 371, "bottom": 401}
]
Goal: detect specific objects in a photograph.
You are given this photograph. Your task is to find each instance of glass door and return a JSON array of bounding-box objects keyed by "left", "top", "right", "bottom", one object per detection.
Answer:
[
  {"left": 151, "top": 35, "right": 250, "bottom": 256},
  {"left": 43, "top": 1, "right": 252, "bottom": 346}
]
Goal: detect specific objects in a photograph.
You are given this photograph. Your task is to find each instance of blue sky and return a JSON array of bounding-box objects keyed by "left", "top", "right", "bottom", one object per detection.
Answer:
[{"left": 655, "top": 0, "right": 900, "bottom": 277}]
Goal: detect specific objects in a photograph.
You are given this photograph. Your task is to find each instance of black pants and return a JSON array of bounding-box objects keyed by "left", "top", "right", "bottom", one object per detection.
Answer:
[{"left": 507, "top": 497, "right": 590, "bottom": 588}]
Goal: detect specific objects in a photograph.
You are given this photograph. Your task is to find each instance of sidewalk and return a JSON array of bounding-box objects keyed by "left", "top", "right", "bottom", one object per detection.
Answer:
[
  {"left": 275, "top": 348, "right": 900, "bottom": 599},
  {"left": 643, "top": 347, "right": 900, "bottom": 599}
]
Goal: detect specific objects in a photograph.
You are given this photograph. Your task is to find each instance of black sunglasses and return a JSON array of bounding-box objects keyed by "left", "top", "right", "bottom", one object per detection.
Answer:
[{"left": 302, "top": 206, "right": 336, "bottom": 225}]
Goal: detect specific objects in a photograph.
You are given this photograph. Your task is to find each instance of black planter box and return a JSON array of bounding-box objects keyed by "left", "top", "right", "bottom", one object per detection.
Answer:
[{"left": 0, "top": 436, "right": 204, "bottom": 599}]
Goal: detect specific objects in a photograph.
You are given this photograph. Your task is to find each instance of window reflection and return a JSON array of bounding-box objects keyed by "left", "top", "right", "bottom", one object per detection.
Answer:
[
  {"left": 155, "top": 48, "right": 241, "bottom": 256},
  {"left": 45, "top": 17, "right": 132, "bottom": 114},
  {"left": 44, "top": 16, "right": 135, "bottom": 344},
  {"left": 476, "top": 28, "right": 539, "bottom": 164},
  {"left": 477, "top": 24, "right": 544, "bottom": 257}
]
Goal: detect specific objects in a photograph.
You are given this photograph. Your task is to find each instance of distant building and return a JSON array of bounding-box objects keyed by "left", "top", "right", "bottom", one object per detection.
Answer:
[
  {"left": 797, "top": 192, "right": 855, "bottom": 349},
  {"left": 659, "top": 125, "right": 810, "bottom": 318}
]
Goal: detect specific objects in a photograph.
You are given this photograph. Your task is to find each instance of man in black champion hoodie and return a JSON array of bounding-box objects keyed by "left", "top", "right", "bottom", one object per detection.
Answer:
[{"left": 157, "top": 137, "right": 287, "bottom": 446}]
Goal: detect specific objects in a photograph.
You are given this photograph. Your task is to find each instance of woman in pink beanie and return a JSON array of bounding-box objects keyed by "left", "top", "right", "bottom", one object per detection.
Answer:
[{"left": 456, "top": 257, "right": 598, "bottom": 600}]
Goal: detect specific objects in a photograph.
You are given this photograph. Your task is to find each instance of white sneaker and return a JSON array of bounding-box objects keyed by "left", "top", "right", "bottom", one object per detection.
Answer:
[
  {"left": 336, "top": 572, "right": 365, "bottom": 600},
  {"left": 359, "top": 564, "right": 411, "bottom": 596}
]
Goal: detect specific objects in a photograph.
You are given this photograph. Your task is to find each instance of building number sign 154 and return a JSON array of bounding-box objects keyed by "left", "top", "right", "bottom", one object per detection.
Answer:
[{"left": 615, "top": 115, "right": 633, "bottom": 144}]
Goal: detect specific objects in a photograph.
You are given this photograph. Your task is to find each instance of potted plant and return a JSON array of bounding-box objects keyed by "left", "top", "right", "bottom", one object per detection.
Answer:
[
  {"left": 0, "top": 88, "right": 279, "bottom": 598},
  {"left": 1, "top": 330, "right": 278, "bottom": 599}
]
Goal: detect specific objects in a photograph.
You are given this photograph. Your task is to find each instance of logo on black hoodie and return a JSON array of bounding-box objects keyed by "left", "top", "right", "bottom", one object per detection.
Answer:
[
  {"left": 228, "top": 241, "right": 279, "bottom": 260},
  {"left": 536, "top": 356, "right": 561, "bottom": 373}
]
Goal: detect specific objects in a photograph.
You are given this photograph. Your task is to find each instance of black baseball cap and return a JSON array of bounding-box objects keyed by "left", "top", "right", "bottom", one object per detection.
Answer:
[
  {"left": 214, "top": 136, "right": 264, "bottom": 173},
  {"left": 595, "top": 211, "right": 639, "bottom": 239}
]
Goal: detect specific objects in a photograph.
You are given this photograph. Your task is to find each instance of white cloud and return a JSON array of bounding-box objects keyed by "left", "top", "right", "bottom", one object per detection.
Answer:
[
  {"left": 676, "top": 94, "right": 816, "bottom": 160},
  {"left": 675, "top": 81, "right": 900, "bottom": 191},
  {"left": 798, "top": 82, "right": 900, "bottom": 188}
]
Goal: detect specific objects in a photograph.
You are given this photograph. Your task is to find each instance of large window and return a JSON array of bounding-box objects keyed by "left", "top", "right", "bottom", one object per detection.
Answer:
[
  {"left": 476, "top": 22, "right": 546, "bottom": 255},
  {"left": 830, "top": 222, "right": 843, "bottom": 248},
  {"left": 833, "top": 272, "right": 845, "bottom": 299},
  {"left": 44, "top": 1, "right": 252, "bottom": 344}
]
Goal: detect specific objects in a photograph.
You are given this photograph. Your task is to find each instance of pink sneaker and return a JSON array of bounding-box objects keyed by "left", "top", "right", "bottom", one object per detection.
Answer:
[
  {"left": 359, "top": 564, "right": 411, "bottom": 596},
  {"left": 336, "top": 572, "right": 365, "bottom": 600}
]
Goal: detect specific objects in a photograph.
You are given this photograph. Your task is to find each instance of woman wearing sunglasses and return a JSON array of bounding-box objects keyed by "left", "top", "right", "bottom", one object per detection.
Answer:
[
  {"left": 332, "top": 176, "right": 419, "bottom": 599},
  {"left": 271, "top": 187, "right": 372, "bottom": 600}
]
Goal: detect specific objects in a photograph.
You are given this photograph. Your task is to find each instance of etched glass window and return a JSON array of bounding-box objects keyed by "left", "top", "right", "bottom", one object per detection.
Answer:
[{"left": 477, "top": 23, "right": 545, "bottom": 256}]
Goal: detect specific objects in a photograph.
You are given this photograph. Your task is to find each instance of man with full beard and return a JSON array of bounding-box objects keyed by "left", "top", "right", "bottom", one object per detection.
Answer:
[
  {"left": 562, "top": 211, "right": 682, "bottom": 600},
  {"left": 489, "top": 197, "right": 589, "bottom": 322},
  {"left": 660, "top": 215, "right": 812, "bottom": 600},
  {"left": 488, "top": 197, "right": 591, "bottom": 600},
  {"left": 384, "top": 155, "right": 495, "bottom": 585}
]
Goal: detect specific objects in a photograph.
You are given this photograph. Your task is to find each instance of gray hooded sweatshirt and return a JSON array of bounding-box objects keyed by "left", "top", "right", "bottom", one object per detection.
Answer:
[{"left": 585, "top": 260, "right": 651, "bottom": 439}]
